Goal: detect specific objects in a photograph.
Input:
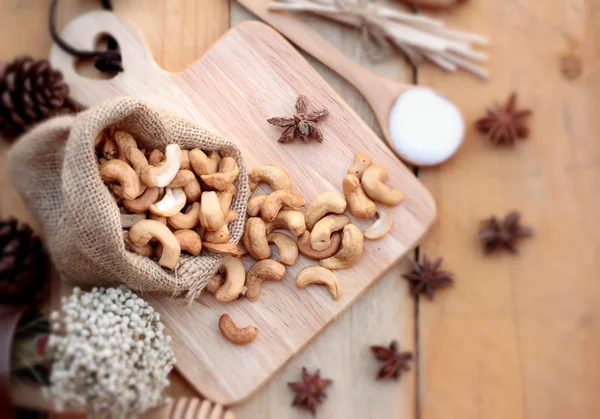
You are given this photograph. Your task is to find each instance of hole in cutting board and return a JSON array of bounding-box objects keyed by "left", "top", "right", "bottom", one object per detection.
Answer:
[{"left": 74, "top": 33, "right": 120, "bottom": 80}]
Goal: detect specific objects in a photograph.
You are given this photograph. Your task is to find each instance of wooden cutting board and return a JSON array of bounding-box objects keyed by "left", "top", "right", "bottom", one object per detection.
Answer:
[{"left": 49, "top": 11, "right": 436, "bottom": 405}]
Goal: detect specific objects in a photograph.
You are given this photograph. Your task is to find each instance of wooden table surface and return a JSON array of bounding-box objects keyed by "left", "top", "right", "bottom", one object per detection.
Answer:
[{"left": 1, "top": 0, "right": 598, "bottom": 418}]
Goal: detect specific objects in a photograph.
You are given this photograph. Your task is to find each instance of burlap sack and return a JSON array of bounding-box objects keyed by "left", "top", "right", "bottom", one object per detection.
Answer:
[{"left": 7, "top": 97, "right": 248, "bottom": 300}]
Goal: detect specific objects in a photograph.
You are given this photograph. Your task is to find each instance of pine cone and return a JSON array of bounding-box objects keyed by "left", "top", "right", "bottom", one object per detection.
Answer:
[
  {"left": 0, "top": 217, "right": 47, "bottom": 305},
  {"left": 0, "top": 56, "right": 70, "bottom": 138}
]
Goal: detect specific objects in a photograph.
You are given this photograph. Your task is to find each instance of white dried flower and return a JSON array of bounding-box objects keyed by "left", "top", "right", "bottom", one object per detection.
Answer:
[{"left": 47, "top": 285, "right": 176, "bottom": 418}]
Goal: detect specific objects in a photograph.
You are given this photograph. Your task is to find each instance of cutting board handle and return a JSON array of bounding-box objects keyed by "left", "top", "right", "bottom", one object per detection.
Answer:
[{"left": 49, "top": 11, "right": 192, "bottom": 114}]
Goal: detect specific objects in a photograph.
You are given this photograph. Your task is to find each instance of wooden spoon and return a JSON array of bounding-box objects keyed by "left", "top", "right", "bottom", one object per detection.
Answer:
[{"left": 237, "top": 0, "right": 465, "bottom": 166}]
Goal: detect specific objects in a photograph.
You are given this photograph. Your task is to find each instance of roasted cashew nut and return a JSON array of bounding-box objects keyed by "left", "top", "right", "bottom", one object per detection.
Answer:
[
  {"left": 101, "top": 138, "right": 118, "bottom": 160},
  {"left": 100, "top": 159, "right": 142, "bottom": 200},
  {"left": 264, "top": 210, "right": 306, "bottom": 236},
  {"left": 149, "top": 187, "right": 186, "bottom": 217},
  {"left": 243, "top": 217, "right": 271, "bottom": 260},
  {"left": 167, "top": 170, "right": 196, "bottom": 188},
  {"left": 189, "top": 149, "right": 221, "bottom": 176},
  {"left": 347, "top": 151, "right": 372, "bottom": 179},
  {"left": 199, "top": 191, "right": 225, "bottom": 232},
  {"left": 148, "top": 149, "right": 164, "bottom": 165},
  {"left": 248, "top": 165, "right": 292, "bottom": 191},
  {"left": 260, "top": 190, "right": 306, "bottom": 222},
  {"left": 183, "top": 177, "right": 201, "bottom": 203},
  {"left": 363, "top": 203, "right": 393, "bottom": 240},
  {"left": 296, "top": 266, "right": 341, "bottom": 300},
  {"left": 361, "top": 164, "right": 403, "bottom": 206},
  {"left": 123, "top": 231, "right": 153, "bottom": 258},
  {"left": 125, "top": 147, "right": 148, "bottom": 176},
  {"left": 215, "top": 256, "right": 246, "bottom": 302},
  {"left": 320, "top": 224, "right": 364, "bottom": 270},
  {"left": 205, "top": 211, "right": 238, "bottom": 244},
  {"left": 205, "top": 274, "right": 225, "bottom": 294},
  {"left": 218, "top": 314, "right": 258, "bottom": 345},
  {"left": 202, "top": 242, "right": 245, "bottom": 257},
  {"left": 267, "top": 232, "right": 299, "bottom": 266},
  {"left": 114, "top": 131, "right": 138, "bottom": 159},
  {"left": 123, "top": 187, "right": 160, "bottom": 214},
  {"left": 168, "top": 202, "right": 200, "bottom": 230},
  {"left": 245, "top": 260, "right": 286, "bottom": 302},
  {"left": 247, "top": 194, "right": 268, "bottom": 217},
  {"left": 217, "top": 190, "right": 235, "bottom": 216},
  {"left": 174, "top": 229, "right": 203, "bottom": 256},
  {"left": 305, "top": 192, "right": 347, "bottom": 231},
  {"left": 310, "top": 214, "right": 350, "bottom": 252},
  {"left": 180, "top": 149, "right": 191, "bottom": 170},
  {"left": 297, "top": 231, "right": 342, "bottom": 260},
  {"left": 128, "top": 220, "right": 181, "bottom": 269},
  {"left": 120, "top": 213, "right": 146, "bottom": 229},
  {"left": 201, "top": 157, "right": 240, "bottom": 191},
  {"left": 342, "top": 174, "right": 376, "bottom": 219},
  {"left": 141, "top": 144, "right": 182, "bottom": 187}
]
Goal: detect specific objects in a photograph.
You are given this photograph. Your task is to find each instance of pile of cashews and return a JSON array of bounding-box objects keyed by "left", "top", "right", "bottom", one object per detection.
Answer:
[
  {"left": 96, "top": 129, "right": 241, "bottom": 270},
  {"left": 211, "top": 152, "right": 403, "bottom": 346}
]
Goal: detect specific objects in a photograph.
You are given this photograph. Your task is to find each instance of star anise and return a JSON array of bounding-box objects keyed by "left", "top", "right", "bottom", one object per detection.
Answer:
[
  {"left": 267, "top": 95, "right": 328, "bottom": 143},
  {"left": 287, "top": 367, "right": 333, "bottom": 416},
  {"left": 475, "top": 92, "right": 532, "bottom": 146},
  {"left": 402, "top": 255, "right": 453, "bottom": 300},
  {"left": 370, "top": 340, "right": 413, "bottom": 380},
  {"left": 477, "top": 211, "right": 533, "bottom": 255}
]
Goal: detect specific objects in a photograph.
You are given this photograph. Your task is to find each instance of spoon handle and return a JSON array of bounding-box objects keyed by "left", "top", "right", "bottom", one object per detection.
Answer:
[{"left": 237, "top": 0, "right": 406, "bottom": 108}]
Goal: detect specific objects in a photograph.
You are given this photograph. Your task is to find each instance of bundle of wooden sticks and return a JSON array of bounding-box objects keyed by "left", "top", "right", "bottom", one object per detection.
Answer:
[{"left": 268, "top": 0, "right": 489, "bottom": 79}]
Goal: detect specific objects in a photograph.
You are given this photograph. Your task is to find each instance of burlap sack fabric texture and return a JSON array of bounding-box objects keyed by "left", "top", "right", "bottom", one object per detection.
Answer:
[{"left": 7, "top": 97, "right": 249, "bottom": 300}]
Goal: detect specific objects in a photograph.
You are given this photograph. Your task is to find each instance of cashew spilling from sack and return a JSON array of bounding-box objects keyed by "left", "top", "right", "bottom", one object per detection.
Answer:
[
  {"left": 305, "top": 192, "right": 347, "bottom": 231},
  {"left": 201, "top": 157, "right": 240, "bottom": 191},
  {"left": 215, "top": 256, "right": 246, "bottom": 302},
  {"left": 123, "top": 187, "right": 160, "bottom": 214},
  {"left": 202, "top": 242, "right": 245, "bottom": 257},
  {"left": 265, "top": 210, "right": 306, "bottom": 236},
  {"left": 205, "top": 273, "right": 225, "bottom": 294},
  {"left": 204, "top": 210, "right": 238, "bottom": 244},
  {"left": 128, "top": 220, "right": 181, "bottom": 269},
  {"left": 296, "top": 266, "right": 341, "bottom": 301},
  {"left": 183, "top": 177, "right": 201, "bottom": 203},
  {"left": 361, "top": 164, "right": 403, "bottom": 206},
  {"left": 248, "top": 165, "right": 292, "bottom": 191},
  {"left": 148, "top": 149, "right": 164, "bottom": 166},
  {"left": 267, "top": 232, "right": 299, "bottom": 266},
  {"left": 245, "top": 260, "right": 286, "bottom": 302},
  {"left": 123, "top": 231, "right": 153, "bottom": 258},
  {"left": 320, "top": 224, "right": 364, "bottom": 270},
  {"left": 347, "top": 151, "right": 372, "bottom": 179},
  {"left": 243, "top": 217, "right": 271, "bottom": 260},
  {"left": 297, "top": 231, "right": 342, "bottom": 260},
  {"left": 168, "top": 202, "right": 200, "bottom": 230},
  {"left": 156, "top": 228, "right": 203, "bottom": 257},
  {"left": 247, "top": 195, "right": 268, "bottom": 217},
  {"left": 149, "top": 187, "right": 186, "bottom": 217},
  {"left": 141, "top": 144, "right": 182, "bottom": 187},
  {"left": 260, "top": 190, "right": 306, "bottom": 222},
  {"left": 343, "top": 174, "right": 376, "bottom": 219},
  {"left": 217, "top": 191, "right": 234, "bottom": 216},
  {"left": 363, "top": 203, "right": 393, "bottom": 240},
  {"left": 199, "top": 191, "right": 225, "bottom": 232},
  {"left": 100, "top": 159, "right": 142, "bottom": 200},
  {"left": 219, "top": 314, "right": 258, "bottom": 345},
  {"left": 189, "top": 149, "right": 221, "bottom": 175},
  {"left": 310, "top": 214, "right": 351, "bottom": 252}
]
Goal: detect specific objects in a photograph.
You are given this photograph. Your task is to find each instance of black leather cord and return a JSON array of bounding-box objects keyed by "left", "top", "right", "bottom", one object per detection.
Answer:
[{"left": 49, "top": 0, "right": 123, "bottom": 73}]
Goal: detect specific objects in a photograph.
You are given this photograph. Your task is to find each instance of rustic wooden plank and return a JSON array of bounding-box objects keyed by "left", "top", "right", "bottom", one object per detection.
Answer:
[
  {"left": 417, "top": 1, "right": 600, "bottom": 418},
  {"left": 230, "top": 2, "right": 417, "bottom": 418}
]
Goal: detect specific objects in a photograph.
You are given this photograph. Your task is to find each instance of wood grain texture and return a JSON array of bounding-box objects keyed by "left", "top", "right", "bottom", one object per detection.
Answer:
[
  {"left": 417, "top": 1, "right": 600, "bottom": 418},
  {"left": 48, "top": 11, "right": 433, "bottom": 405}
]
